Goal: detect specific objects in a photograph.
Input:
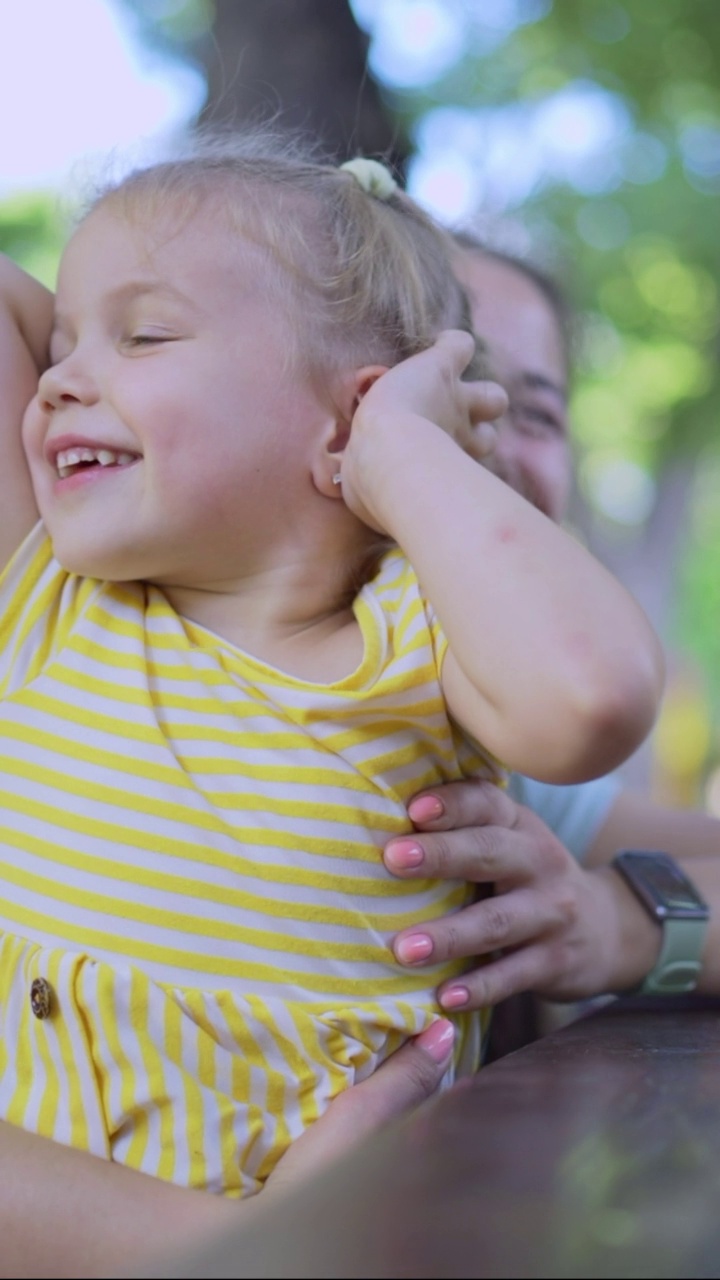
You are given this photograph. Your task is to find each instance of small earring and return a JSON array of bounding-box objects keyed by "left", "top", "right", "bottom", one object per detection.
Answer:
[{"left": 332, "top": 473, "right": 343, "bottom": 486}]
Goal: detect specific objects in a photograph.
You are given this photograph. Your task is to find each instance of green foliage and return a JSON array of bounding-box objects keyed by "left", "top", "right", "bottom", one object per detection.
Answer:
[
  {"left": 385, "top": 0, "right": 720, "bottom": 471},
  {"left": 119, "top": 0, "right": 214, "bottom": 57},
  {"left": 677, "top": 448, "right": 720, "bottom": 718},
  {"left": 0, "top": 192, "right": 64, "bottom": 288}
]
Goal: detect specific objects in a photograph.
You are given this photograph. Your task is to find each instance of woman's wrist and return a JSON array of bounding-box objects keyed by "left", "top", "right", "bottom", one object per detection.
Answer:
[{"left": 591, "top": 864, "right": 663, "bottom": 994}]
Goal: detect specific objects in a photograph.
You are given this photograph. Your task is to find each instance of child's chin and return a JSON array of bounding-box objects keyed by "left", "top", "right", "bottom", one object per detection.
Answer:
[{"left": 49, "top": 534, "right": 140, "bottom": 582}]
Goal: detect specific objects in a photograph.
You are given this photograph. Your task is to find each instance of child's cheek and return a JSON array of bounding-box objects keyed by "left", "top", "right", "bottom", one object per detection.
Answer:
[
  {"left": 19, "top": 396, "right": 54, "bottom": 513},
  {"left": 21, "top": 394, "right": 46, "bottom": 464}
]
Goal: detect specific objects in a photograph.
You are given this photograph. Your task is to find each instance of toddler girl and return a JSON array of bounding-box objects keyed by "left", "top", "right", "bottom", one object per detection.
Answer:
[{"left": 0, "top": 133, "right": 662, "bottom": 1197}]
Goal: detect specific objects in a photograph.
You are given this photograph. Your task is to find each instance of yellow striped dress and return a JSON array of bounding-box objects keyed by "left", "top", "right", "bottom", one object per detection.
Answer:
[{"left": 0, "top": 526, "right": 496, "bottom": 1196}]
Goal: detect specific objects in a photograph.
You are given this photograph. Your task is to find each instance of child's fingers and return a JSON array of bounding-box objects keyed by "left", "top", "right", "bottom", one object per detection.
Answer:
[
  {"left": 459, "top": 379, "right": 506, "bottom": 461},
  {"left": 468, "top": 379, "right": 508, "bottom": 423},
  {"left": 469, "top": 420, "right": 498, "bottom": 461},
  {"left": 434, "top": 328, "right": 478, "bottom": 373}
]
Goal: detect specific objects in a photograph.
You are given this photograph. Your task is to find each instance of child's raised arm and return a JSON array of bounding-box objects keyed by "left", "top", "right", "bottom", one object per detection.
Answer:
[
  {"left": 0, "top": 255, "right": 52, "bottom": 572},
  {"left": 342, "top": 332, "right": 664, "bottom": 785}
]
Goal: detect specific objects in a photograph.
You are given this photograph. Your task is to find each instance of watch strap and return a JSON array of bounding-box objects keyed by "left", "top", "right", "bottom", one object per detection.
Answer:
[{"left": 635, "top": 914, "right": 709, "bottom": 995}]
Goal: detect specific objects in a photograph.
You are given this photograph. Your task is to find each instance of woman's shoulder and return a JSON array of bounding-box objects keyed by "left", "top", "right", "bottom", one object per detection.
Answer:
[{"left": 507, "top": 771, "right": 621, "bottom": 862}]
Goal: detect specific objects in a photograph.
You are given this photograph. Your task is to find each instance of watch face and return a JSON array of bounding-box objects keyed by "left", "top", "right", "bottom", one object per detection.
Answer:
[{"left": 615, "top": 851, "right": 710, "bottom": 921}]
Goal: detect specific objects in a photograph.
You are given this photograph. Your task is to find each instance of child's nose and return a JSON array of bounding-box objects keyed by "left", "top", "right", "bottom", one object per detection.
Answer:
[{"left": 37, "top": 359, "right": 99, "bottom": 412}]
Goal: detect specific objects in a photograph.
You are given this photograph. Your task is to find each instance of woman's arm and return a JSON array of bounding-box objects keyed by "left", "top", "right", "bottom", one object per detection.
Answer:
[
  {"left": 0, "top": 1122, "right": 235, "bottom": 1279},
  {"left": 343, "top": 333, "right": 663, "bottom": 783},
  {"left": 585, "top": 790, "right": 720, "bottom": 865},
  {"left": 0, "top": 1021, "right": 454, "bottom": 1279},
  {"left": 0, "top": 255, "right": 51, "bottom": 571}
]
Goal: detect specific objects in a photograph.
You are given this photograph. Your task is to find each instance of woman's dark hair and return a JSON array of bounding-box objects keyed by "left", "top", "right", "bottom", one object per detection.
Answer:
[{"left": 452, "top": 230, "right": 575, "bottom": 371}]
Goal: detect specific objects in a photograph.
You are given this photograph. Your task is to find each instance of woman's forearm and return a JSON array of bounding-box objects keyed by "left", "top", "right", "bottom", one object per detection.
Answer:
[
  {"left": 0, "top": 1123, "right": 238, "bottom": 1279},
  {"left": 0, "top": 1023, "right": 453, "bottom": 1278}
]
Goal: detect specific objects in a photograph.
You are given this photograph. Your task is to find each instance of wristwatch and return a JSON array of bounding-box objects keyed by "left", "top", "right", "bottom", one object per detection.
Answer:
[{"left": 612, "top": 850, "right": 710, "bottom": 995}]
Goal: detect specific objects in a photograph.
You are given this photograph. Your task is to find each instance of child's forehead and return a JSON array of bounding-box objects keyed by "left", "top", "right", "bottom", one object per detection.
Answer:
[{"left": 59, "top": 200, "right": 274, "bottom": 304}]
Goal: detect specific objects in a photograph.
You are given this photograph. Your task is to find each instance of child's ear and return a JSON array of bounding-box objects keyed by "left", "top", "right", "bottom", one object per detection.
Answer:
[{"left": 312, "top": 364, "right": 388, "bottom": 498}]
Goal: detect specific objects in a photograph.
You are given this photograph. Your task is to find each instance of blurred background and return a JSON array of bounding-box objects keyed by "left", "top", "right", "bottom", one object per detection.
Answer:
[{"left": 3, "top": 0, "right": 719, "bottom": 810}]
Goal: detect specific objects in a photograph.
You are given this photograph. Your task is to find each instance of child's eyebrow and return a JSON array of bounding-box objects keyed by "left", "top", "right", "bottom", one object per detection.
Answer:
[
  {"left": 52, "top": 281, "right": 200, "bottom": 335},
  {"left": 104, "top": 280, "right": 198, "bottom": 309}
]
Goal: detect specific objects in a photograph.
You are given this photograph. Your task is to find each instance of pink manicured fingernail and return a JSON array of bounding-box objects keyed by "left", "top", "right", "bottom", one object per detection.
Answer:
[
  {"left": 408, "top": 794, "right": 444, "bottom": 824},
  {"left": 396, "top": 934, "right": 433, "bottom": 965},
  {"left": 418, "top": 1019, "right": 455, "bottom": 1065},
  {"left": 440, "top": 986, "right": 470, "bottom": 1010},
  {"left": 385, "top": 839, "right": 424, "bottom": 871}
]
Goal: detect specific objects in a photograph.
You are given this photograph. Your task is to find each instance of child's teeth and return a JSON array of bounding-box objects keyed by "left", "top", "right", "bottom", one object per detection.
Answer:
[{"left": 55, "top": 446, "right": 138, "bottom": 475}]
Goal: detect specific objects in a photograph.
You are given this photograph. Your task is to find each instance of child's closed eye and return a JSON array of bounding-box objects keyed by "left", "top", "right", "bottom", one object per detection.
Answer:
[{"left": 125, "top": 331, "right": 177, "bottom": 348}]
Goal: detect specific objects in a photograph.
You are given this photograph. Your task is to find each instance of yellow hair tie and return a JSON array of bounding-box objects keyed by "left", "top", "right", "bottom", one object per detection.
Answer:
[{"left": 340, "top": 157, "right": 398, "bottom": 201}]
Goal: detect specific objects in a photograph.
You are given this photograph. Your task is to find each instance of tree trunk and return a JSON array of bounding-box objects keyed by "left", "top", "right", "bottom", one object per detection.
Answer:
[{"left": 195, "top": 0, "right": 407, "bottom": 170}]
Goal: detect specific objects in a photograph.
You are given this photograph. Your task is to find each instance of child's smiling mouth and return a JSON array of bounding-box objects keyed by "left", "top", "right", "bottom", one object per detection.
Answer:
[{"left": 55, "top": 445, "right": 137, "bottom": 479}]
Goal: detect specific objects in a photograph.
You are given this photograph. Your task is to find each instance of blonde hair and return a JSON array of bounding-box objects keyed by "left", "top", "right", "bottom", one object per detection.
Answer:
[{"left": 90, "top": 128, "right": 486, "bottom": 384}]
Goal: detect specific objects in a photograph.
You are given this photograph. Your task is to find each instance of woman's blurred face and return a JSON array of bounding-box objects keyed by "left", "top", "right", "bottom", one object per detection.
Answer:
[{"left": 456, "top": 252, "right": 572, "bottom": 524}]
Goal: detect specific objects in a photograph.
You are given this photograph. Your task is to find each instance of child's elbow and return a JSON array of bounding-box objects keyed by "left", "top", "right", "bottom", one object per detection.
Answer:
[{"left": 560, "top": 644, "right": 665, "bottom": 783}]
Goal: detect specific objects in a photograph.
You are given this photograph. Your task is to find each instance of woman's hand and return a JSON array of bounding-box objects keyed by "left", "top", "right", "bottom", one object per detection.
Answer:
[
  {"left": 384, "top": 780, "right": 663, "bottom": 1007},
  {"left": 339, "top": 331, "right": 507, "bottom": 533},
  {"left": 260, "top": 1018, "right": 454, "bottom": 1202}
]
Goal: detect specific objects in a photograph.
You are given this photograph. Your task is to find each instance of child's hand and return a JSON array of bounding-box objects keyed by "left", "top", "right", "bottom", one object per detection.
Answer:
[
  {"left": 358, "top": 330, "right": 507, "bottom": 459},
  {"left": 340, "top": 331, "right": 507, "bottom": 533}
]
